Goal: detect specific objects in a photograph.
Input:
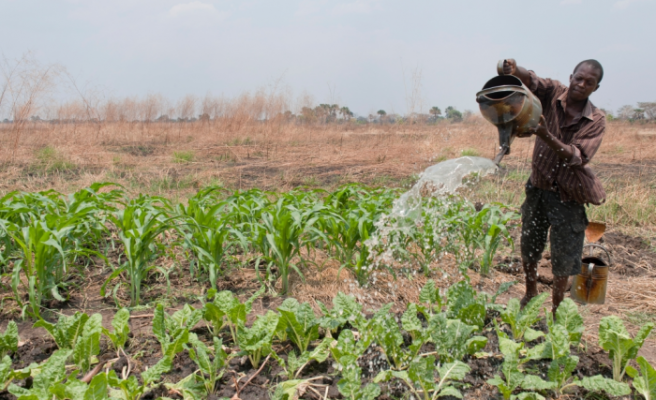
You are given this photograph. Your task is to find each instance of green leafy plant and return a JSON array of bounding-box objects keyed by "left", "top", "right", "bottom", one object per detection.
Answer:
[
  {"left": 203, "top": 287, "right": 264, "bottom": 345},
  {"left": 237, "top": 310, "right": 280, "bottom": 368},
  {"left": 102, "top": 198, "right": 174, "bottom": 306},
  {"left": 479, "top": 204, "right": 518, "bottom": 275},
  {"left": 107, "top": 357, "right": 172, "bottom": 400},
  {"left": 500, "top": 293, "right": 549, "bottom": 341},
  {"left": 446, "top": 280, "right": 486, "bottom": 329},
  {"left": 317, "top": 292, "right": 363, "bottom": 334},
  {"left": 486, "top": 337, "right": 532, "bottom": 400},
  {"left": 102, "top": 308, "right": 131, "bottom": 354},
  {"left": 371, "top": 311, "right": 407, "bottom": 370},
  {"left": 176, "top": 189, "right": 246, "bottom": 289},
  {"left": 0, "top": 321, "right": 18, "bottom": 358},
  {"left": 277, "top": 298, "right": 320, "bottom": 353},
  {"left": 35, "top": 311, "right": 104, "bottom": 370},
  {"left": 152, "top": 304, "right": 201, "bottom": 362},
  {"left": 8, "top": 349, "right": 71, "bottom": 400},
  {"left": 626, "top": 356, "right": 656, "bottom": 400},
  {"left": 375, "top": 356, "right": 470, "bottom": 400},
  {"left": 598, "top": 315, "right": 654, "bottom": 382},
  {"left": 72, "top": 313, "right": 102, "bottom": 373},
  {"left": 337, "top": 363, "right": 381, "bottom": 400},
  {"left": 188, "top": 335, "right": 228, "bottom": 395},
  {"left": 4, "top": 218, "right": 74, "bottom": 318},
  {"left": 419, "top": 280, "right": 444, "bottom": 315},
  {"left": 0, "top": 355, "right": 31, "bottom": 392},
  {"left": 428, "top": 313, "right": 487, "bottom": 363},
  {"left": 50, "top": 372, "right": 109, "bottom": 400},
  {"left": 253, "top": 198, "right": 323, "bottom": 294},
  {"left": 276, "top": 337, "right": 333, "bottom": 380}
]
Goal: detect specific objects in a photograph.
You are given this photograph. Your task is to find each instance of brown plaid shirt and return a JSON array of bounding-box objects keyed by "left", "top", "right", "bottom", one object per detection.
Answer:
[{"left": 527, "top": 71, "right": 606, "bottom": 205}]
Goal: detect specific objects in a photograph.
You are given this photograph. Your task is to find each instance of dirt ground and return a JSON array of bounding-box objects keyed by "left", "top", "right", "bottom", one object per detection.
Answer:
[{"left": 1, "top": 119, "right": 655, "bottom": 398}]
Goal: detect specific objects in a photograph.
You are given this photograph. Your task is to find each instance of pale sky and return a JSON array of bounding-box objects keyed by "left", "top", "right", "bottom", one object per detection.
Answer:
[{"left": 1, "top": 0, "right": 654, "bottom": 117}]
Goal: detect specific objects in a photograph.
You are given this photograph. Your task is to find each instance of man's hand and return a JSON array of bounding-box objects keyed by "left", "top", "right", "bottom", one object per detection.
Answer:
[
  {"left": 502, "top": 59, "right": 517, "bottom": 75},
  {"left": 532, "top": 115, "right": 549, "bottom": 139}
]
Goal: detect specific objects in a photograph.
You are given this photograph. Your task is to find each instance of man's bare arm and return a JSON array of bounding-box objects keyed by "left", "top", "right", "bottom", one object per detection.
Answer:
[
  {"left": 533, "top": 116, "right": 577, "bottom": 163},
  {"left": 501, "top": 59, "right": 532, "bottom": 88}
]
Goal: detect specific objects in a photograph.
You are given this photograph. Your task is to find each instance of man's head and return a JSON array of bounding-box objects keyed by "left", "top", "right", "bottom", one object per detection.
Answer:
[{"left": 569, "top": 60, "right": 603, "bottom": 102}]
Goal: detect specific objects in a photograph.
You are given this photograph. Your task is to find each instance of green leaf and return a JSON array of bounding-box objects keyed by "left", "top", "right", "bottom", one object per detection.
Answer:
[
  {"left": 515, "top": 293, "right": 548, "bottom": 340},
  {"left": 520, "top": 375, "right": 556, "bottom": 391},
  {"left": 73, "top": 314, "right": 102, "bottom": 372},
  {"left": 142, "top": 356, "right": 172, "bottom": 385},
  {"left": 152, "top": 304, "right": 167, "bottom": 344},
  {"left": 626, "top": 356, "right": 656, "bottom": 400},
  {"left": 0, "top": 321, "right": 19, "bottom": 357},
  {"left": 84, "top": 373, "right": 109, "bottom": 400},
  {"left": 438, "top": 360, "right": 470, "bottom": 382},
  {"left": 523, "top": 327, "right": 544, "bottom": 342},
  {"left": 554, "top": 298, "right": 584, "bottom": 345},
  {"left": 458, "top": 303, "right": 486, "bottom": 329},
  {"left": 401, "top": 303, "right": 424, "bottom": 338},
  {"left": 579, "top": 374, "right": 631, "bottom": 396},
  {"left": 511, "top": 393, "right": 545, "bottom": 400}
]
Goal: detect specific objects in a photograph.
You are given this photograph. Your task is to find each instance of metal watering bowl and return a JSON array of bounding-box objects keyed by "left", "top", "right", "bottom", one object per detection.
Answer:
[{"left": 476, "top": 70, "right": 542, "bottom": 164}]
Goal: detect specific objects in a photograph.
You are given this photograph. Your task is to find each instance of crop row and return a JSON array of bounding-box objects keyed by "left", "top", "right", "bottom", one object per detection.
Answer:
[
  {"left": 0, "top": 280, "right": 654, "bottom": 399},
  {"left": 0, "top": 183, "right": 517, "bottom": 317}
]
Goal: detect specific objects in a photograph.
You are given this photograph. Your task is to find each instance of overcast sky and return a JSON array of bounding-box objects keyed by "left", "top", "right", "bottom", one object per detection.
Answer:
[{"left": 1, "top": 0, "right": 654, "bottom": 117}]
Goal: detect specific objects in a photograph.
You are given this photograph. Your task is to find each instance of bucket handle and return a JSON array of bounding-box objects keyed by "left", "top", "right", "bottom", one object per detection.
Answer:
[{"left": 583, "top": 243, "right": 612, "bottom": 268}]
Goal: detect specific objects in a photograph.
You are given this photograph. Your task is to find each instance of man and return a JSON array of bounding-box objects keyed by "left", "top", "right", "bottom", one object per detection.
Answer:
[{"left": 501, "top": 59, "right": 606, "bottom": 315}]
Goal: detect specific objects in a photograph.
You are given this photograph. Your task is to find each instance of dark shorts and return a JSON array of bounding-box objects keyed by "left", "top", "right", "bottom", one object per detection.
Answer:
[{"left": 520, "top": 180, "right": 588, "bottom": 277}]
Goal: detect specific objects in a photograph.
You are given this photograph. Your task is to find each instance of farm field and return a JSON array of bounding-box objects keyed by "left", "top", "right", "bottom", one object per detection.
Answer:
[{"left": 0, "top": 119, "right": 656, "bottom": 400}]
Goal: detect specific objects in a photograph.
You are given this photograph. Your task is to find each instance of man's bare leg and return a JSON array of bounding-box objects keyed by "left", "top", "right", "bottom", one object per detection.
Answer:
[
  {"left": 520, "top": 261, "right": 539, "bottom": 308},
  {"left": 552, "top": 276, "right": 569, "bottom": 318}
]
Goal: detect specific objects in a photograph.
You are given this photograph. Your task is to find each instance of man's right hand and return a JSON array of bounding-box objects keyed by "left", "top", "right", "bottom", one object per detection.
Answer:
[{"left": 502, "top": 59, "right": 517, "bottom": 75}]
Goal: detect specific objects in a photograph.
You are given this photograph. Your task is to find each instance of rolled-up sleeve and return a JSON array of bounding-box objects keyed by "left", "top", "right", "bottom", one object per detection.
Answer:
[
  {"left": 527, "top": 70, "right": 563, "bottom": 104},
  {"left": 571, "top": 116, "right": 605, "bottom": 165}
]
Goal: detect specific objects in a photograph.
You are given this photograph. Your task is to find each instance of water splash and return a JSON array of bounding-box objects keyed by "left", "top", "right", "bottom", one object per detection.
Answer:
[{"left": 391, "top": 156, "right": 498, "bottom": 220}]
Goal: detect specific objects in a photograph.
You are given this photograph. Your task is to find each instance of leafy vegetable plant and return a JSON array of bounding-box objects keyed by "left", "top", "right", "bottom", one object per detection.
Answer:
[
  {"left": 237, "top": 310, "right": 280, "bottom": 368},
  {"left": 102, "top": 308, "right": 131, "bottom": 353},
  {"left": 0, "top": 321, "right": 18, "bottom": 358},
  {"left": 500, "top": 292, "right": 549, "bottom": 341},
  {"left": 277, "top": 298, "right": 320, "bottom": 353},
  {"left": 598, "top": 315, "right": 654, "bottom": 382},
  {"left": 626, "top": 356, "right": 656, "bottom": 400},
  {"left": 35, "top": 311, "right": 104, "bottom": 371},
  {"left": 203, "top": 287, "right": 264, "bottom": 345},
  {"left": 317, "top": 292, "right": 363, "bottom": 334},
  {"left": 188, "top": 334, "right": 228, "bottom": 395},
  {"left": 8, "top": 349, "right": 71, "bottom": 400},
  {"left": 375, "top": 356, "right": 470, "bottom": 400}
]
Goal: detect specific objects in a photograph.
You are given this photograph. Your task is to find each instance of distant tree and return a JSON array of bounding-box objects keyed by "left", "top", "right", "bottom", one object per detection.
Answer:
[
  {"left": 282, "top": 110, "right": 294, "bottom": 121},
  {"left": 340, "top": 106, "right": 353, "bottom": 120},
  {"left": 632, "top": 108, "right": 645, "bottom": 120},
  {"left": 429, "top": 106, "right": 441, "bottom": 120},
  {"left": 637, "top": 102, "right": 656, "bottom": 120},
  {"left": 198, "top": 113, "right": 210, "bottom": 122},
  {"left": 300, "top": 107, "right": 315, "bottom": 123},
  {"left": 617, "top": 105, "right": 634, "bottom": 120},
  {"left": 329, "top": 104, "right": 339, "bottom": 120},
  {"left": 445, "top": 106, "right": 463, "bottom": 122},
  {"left": 377, "top": 109, "right": 386, "bottom": 117}
]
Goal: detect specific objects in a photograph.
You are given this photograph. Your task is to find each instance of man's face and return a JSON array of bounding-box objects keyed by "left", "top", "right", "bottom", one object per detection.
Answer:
[{"left": 569, "top": 63, "right": 601, "bottom": 102}]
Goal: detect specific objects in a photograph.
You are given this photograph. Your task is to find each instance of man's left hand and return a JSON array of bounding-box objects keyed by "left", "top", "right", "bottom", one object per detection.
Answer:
[{"left": 533, "top": 115, "right": 549, "bottom": 138}]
